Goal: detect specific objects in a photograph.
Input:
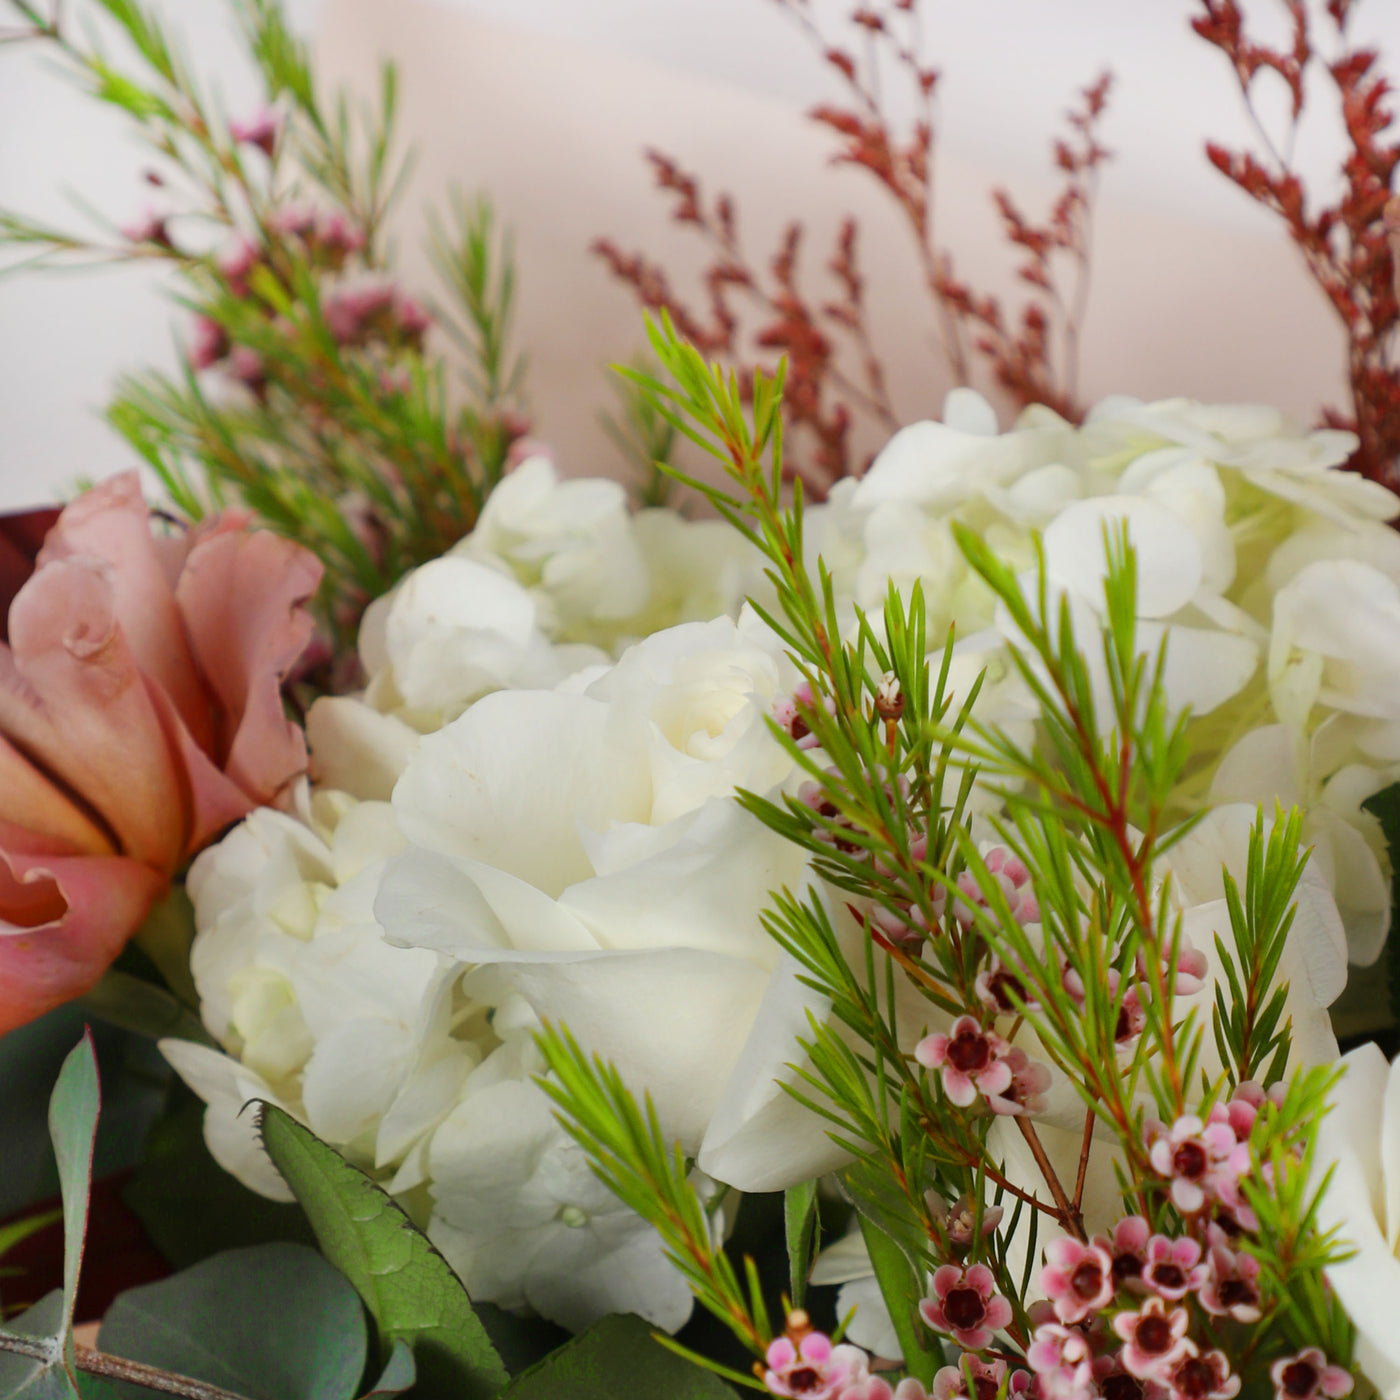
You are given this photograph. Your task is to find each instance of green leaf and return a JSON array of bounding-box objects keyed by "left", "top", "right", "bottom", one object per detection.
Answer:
[
  {"left": 856, "top": 1216, "right": 937, "bottom": 1388},
  {"left": 76, "top": 971, "right": 212, "bottom": 1048},
  {"left": 48, "top": 1034, "right": 100, "bottom": 1374},
  {"left": 98, "top": 1244, "right": 365, "bottom": 1400},
  {"left": 500, "top": 1314, "right": 736, "bottom": 1399},
  {"left": 128, "top": 887, "right": 200, "bottom": 1010},
  {"left": 256, "top": 1104, "right": 508, "bottom": 1400},
  {"left": 783, "top": 1181, "right": 819, "bottom": 1309},
  {"left": 123, "top": 1082, "right": 315, "bottom": 1270}
]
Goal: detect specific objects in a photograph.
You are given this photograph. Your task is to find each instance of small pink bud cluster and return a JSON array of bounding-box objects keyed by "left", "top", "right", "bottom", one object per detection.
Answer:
[
  {"left": 932, "top": 1356, "right": 1029, "bottom": 1400},
  {"left": 774, "top": 680, "right": 836, "bottom": 751},
  {"left": 229, "top": 106, "right": 280, "bottom": 158},
  {"left": 323, "top": 281, "right": 431, "bottom": 350},
  {"left": 936, "top": 845, "right": 1039, "bottom": 930},
  {"left": 927, "top": 1192, "right": 1004, "bottom": 1253},
  {"left": 916, "top": 1016, "right": 1051, "bottom": 1116},
  {"left": 268, "top": 206, "right": 367, "bottom": 271}
]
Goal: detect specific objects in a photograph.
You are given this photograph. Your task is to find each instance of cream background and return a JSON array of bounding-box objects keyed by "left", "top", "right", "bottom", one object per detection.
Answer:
[{"left": 1, "top": 0, "right": 1397, "bottom": 506}]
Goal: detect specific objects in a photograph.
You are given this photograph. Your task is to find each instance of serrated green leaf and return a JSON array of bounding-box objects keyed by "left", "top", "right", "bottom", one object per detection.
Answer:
[
  {"left": 857, "top": 1216, "right": 937, "bottom": 1388},
  {"left": 783, "top": 1181, "right": 819, "bottom": 1309},
  {"left": 48, "top": 1033, "right": 100, "bottom": 1375},
  {"left": 257, "top": 1104, "right": 507, "bottom": 1400},
  {"left": 99, "top": 1244, "right": 364, "bottom": 1400},
  {"left": 501, "top": 1314, "right": 735, "bottom": 1399}
]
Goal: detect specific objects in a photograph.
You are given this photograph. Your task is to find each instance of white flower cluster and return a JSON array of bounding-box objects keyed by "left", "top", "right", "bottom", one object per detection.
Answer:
[
  {"left": 164, "top": 398, "right": 1390, "bottom": 1342},
  {"left": 808, "top": 390, "right": 1400, "bottom": 960}
]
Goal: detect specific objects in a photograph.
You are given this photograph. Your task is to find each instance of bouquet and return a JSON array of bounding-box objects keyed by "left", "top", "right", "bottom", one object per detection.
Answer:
[{"left": 3, "top": 2, "right": 1400, "bottom": 1399}]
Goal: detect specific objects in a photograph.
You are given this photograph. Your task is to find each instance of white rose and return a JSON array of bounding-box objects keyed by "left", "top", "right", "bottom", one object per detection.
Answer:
[
  {"left": 375, "top": 614, "right": 848, "bottom": 1194},
  {"left": 1313, "top": 1043, "right": 1400, "bottom": 1399}
]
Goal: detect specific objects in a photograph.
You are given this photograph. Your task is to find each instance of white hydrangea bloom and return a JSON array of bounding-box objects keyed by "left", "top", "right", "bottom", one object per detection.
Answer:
[{"left": 804, "top": 389, "right": 1400, "bottom": 958}]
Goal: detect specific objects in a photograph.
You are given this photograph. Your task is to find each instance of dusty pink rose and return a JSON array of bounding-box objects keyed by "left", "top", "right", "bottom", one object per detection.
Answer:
[{"left": 0, "top": 472, "right": 321, "bottom": 1033}]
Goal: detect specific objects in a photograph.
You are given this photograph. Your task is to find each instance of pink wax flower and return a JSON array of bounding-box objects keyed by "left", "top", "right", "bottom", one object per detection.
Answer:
[
  {"left": 1040, "top": 1237, "right": 1116, "bottom": 1323},
  {"left": 843, "top": 1380, "right": 933, "bottom": 1400},
  {"left": 932, "top": 1356, "right": 1028, "bottom": 1400},
  {"left": 216, "top": 236, "right": 260, "bottom": 297},
  {"left": 916, "top": 1016, "right": 1015, "bottom": 1109},
  {"left": 1026, "top": 1322, "right": 1095, "bottom": 1400},
  {"left": 0, "top": 473, "right": 321, "bottom": 1035},
  {"left": 772, "top": 680, "right": 830, "bottom": 751},
  {"left": 927, "top": 1192, "right": 1004, "bottom": 1250},
  {"left": 122, "top": 207, "right": 172, "bottom": 247},
  {"left": 975, "top": 957, "right": 1039, "bottom": 1015},
  {"left": 1269, "top": 1350, "right": 1354, "bottom": 1400},
  {"left": 934, "top": 844, "right": 1038, "bottom": 929},
  {"left": 1136, "top": 938, "right": 1208, "bottom": 997},
  {"left": 188, "top": 315, "right": 229, "bottom": 371},
  {"left": 230, "top": 107, "right": 280, "bottom": 157},
  {"left": 1112, "top": 1298, "right": 1192, "bottom": 1381},
  {"left": 919, "top": 1263, "right": 1013, "bottom": 1351},
  {"left": 1093, "top": 1215, "right": 1151, "bottom": 1292},
  {"left": 1197, "top": 1226, "right": 1261, "bottom": 1322},
  {"left": 763, "top": 1323, "right": 868, "bottom": 1400},
  {"left": 996, "top": 1045, "right": 1053, "bottom": 1116},
  {"left": 1141, "top": 1234, "right": 1207, "bottom": 1302},
  {"left": 1162, "top": 1349, "right": 1239, "bottom": 1400},
  {"left": 1147, "top": 1114, "right": 1240, "bottom": 1214}
]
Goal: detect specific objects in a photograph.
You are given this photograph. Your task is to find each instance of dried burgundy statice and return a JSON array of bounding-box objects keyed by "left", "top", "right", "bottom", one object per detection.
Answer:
[
  {"left": 596, "top": 0, "right": 1114, "bottom": 492},
  {"left": 1193, "top": 0, "right": 1400, "bottom": 489}
]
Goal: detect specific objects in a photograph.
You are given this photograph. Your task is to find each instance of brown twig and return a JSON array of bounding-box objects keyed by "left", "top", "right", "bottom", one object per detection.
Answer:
[
  {"left": 1072, "top": 1103, "right": 1097, "bottom": 1212},
  {"left": 0, "top": 1335, "right": 255, "bottom": 1400},
  {"left": 1015, "top": 1117, "right": 1086, "bottom": 1241}
]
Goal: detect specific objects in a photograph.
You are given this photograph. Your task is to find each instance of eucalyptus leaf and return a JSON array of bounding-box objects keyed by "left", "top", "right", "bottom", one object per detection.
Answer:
[
  {"left": 48, "top": 1034, "right": 100, "bottom": 1367},
  {"left": 857, "top": 1216, "right": 937, "bottom": 1387},
  {"left": 98, "top": 1243, "right": 365, "bottom": 1400},
  {"left": 257, "top": 1104, "right": 507, "bottom": 1400},
  {"left": 500, "top": 1314, "right": 735, "bottom": 1399},
  {"left": 0, "top": 1291, "right": 74, "bottom": 1400},
  {"left": 783, "top": 1182, "right": 819, "bottom": 1309}
]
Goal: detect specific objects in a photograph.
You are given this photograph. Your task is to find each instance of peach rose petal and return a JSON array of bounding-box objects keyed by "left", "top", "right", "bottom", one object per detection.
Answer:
[
  {"left": 0, "top": 843, "right": 165, "bottom": 1034},
  {"left": 142, "top": 676, "right": 255, "bottom": 856},
  {"left": 37, "top": 471, "right": 213, "bottom": 751},
  {"left": 176, "top": 529, "right": 322, "bottom": 805},
  {"left": 0, "top": 731, "right": 116, "bottom": 856},
  {"left": 0, "top": 557, "right": 187, "bottom": 871}
]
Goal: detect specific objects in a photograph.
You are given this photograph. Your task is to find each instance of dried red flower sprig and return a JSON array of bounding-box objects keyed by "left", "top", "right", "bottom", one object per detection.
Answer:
[
  {"left": 1193, "top": 0, "right": 1400, "bottom": 488},
  {"left": 595, "top": 0, "right": 1113, "bottom": 493}
]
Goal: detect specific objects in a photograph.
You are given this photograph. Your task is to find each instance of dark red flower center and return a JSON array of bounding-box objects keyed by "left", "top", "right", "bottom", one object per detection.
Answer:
[
  {"left": 1217, "top": 1277, "right": 1258, "bottom": 1309},
  {"left": 947, "top": 1032, "right": 992, "bottom": 1074},
  {"left": 973, "top": 1378, "right": 999, "bottom": 1400},
  {"left": 1112, "top": 1251, "right": 1143, "bottom": 1285},
  {"left": 1135, "top": 1315, "right": 1172, "bottom": 1354},
  {"left": 943, "top": 1286, "right": 987, "bottom": 1331},
  {"left": 988, "top": 970, "right": 1026, "bottom": 1013},
  {"left": 1173, "top": 1357, "right": 1220, "bottom": 1400},
  {"left": 1071, "top": 1259, "right": 1105, "bottom": 1300},
  {"left": 1281, "top": 1362, "right": 1319, "bottom": 1399},
  {"left": 787, "top": 1367, "right": 822, "bottom": 1393},
  {"left": 1150, "top": 1262, "right": 1185, "bottom": 1290},
  {"left": 1172, "top": 1141, "right": 1208, "bottom": 1179}
]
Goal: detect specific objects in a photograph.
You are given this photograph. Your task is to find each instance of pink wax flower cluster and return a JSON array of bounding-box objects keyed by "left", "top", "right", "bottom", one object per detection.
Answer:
[
  {"left": 1027, "top": 1200, "right": 1335, "bottom": 1400},
  {"left": 761, "top": 1313, "right": 872, "bottom": 1399},
  {"left": 0, "top": 473, "right": 321, "bottom": 1034}
]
